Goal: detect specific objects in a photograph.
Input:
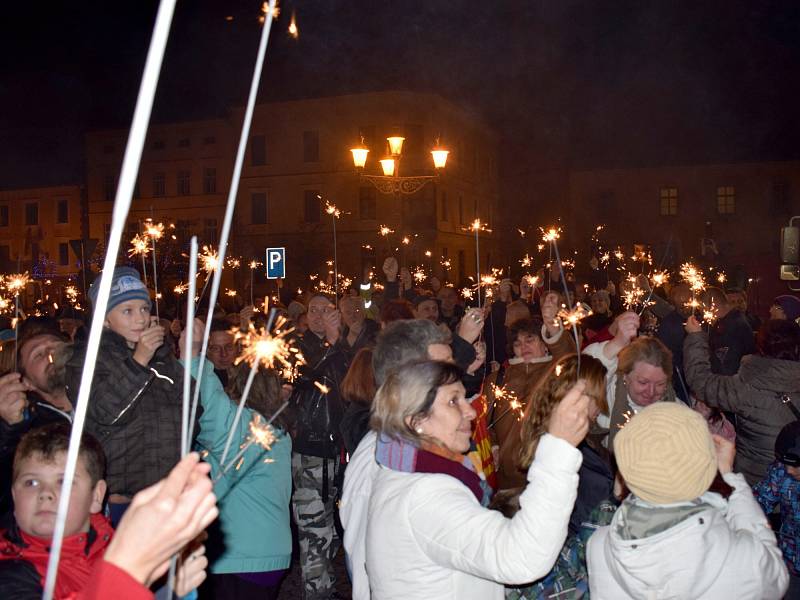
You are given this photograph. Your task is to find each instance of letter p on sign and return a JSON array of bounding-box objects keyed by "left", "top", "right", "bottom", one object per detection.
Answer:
[{"left": 266, "top": 247, "right": 286, "bottom": 279}]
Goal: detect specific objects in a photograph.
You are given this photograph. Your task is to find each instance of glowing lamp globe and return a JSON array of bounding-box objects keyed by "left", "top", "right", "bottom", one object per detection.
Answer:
[
  {"left": 431, "top": 149, "right": 449, "bottom": 169},
  {"left": 379, "top": 158, "right": 396, "bottom": 177},
  {"left": 350, "top": 147, "right": 369, "bottom": 169},
  {"left": 387, "top": 136, "right": 405, "bottom": 156}
]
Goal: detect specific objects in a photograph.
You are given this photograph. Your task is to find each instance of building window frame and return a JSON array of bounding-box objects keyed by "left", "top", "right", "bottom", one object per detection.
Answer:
[
  {"left": 58, "top": 242, "right": 70, "bottom": 266},
  {"left": 251, "top": 191, "right": 269, "bottom": 225},
  {"left": 153, "top": 172, "right": 166, "bottom": 197},
  {"left": 177, "top": 170, "right": 191, "bottom": 196},
  {"left": 358, "top": 187, "right": 376, "bottom": 220},
  {"left": 0, "top": 205, "right": 9, "bottom": 227},
  {"left": 56, "top": 199, "right": 69, "bottom": 224},
  {"left": 716, "top": 186, "right": 735, "bottom": 214},
  {"left": 659, "top": 187, "right": 678, "bottom": 216},
  {"left": 25, "top": 202, "right": 38, "bottom": 226},
  {"left": 203, "top": 168, "right": 217, "bottom": 194}
]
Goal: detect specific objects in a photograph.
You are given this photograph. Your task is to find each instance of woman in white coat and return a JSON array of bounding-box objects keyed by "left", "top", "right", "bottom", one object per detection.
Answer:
[{"left": 365, "top": 359, "right": 592, "bottom": 600}]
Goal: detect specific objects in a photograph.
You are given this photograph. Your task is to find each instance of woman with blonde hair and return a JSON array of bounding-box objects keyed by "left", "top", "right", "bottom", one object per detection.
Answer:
[{"left": 365, "top": 359, "right": 592, "bottom": 599}]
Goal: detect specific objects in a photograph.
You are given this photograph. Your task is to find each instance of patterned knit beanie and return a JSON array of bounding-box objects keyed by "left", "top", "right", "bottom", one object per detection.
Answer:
[
  {"left": 88, "top": 266, "right": 151, "bottom": 315},
  {"left": 614, "top": 402, "right": 717, "bottom": 504}
]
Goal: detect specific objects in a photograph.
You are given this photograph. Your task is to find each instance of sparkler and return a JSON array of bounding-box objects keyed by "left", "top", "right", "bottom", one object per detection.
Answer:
[
  {"left": 182, "top": 237, "right": 198, "bottom": 456},
  {"left": 488, "top": 384, "right": 524, "bottom": 429},
  {"left": 323, "top": 197, "right": 341, "bottom": 306},
  {"left": 220, "top": 312, "right": 300, "bottom": 467},
  {"left": 6, "top": 273, "right": 30, "bottom": 373},
  {"left": 196, "top": 245, "right": 219, "bottom": 309},
  {"left": 249, "top": 259, "right": 261, "bottom": 306},
  {"left": 463, "top": 219, "right": 491, "bottom": 307},
  {"left": 144, "top": 221, "right": 164, "bottom": 319},
  {"left": 544, "top": 228, "right": 583, "bottom": 373},
  {"left": 44, "top": 1, "right": 179, "bottom": 596},
  {"left": 186, "top": 0, "right": 278, "bottom": 480},
  {"left": 413, "top": 267, "right": 427, "bottom": 283},
  {"left": 128, "top": 233, "right": 150, "bottom": 287},
  {"left": 557, "top": 303, "right": 592, "bottom": 329},
  {"left": 214, "top": 404, "right": 289, "bottom": 487},
  {"left": 288, "top": 9, "right": 299, "bottom": 38},
  {"left": 520, "top": 254, "right": 533, "bottom": 268}
]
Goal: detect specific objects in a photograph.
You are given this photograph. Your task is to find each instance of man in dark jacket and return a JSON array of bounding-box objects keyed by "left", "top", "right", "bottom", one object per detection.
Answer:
[
  {"left": 290, "top": 293, "right": 350, "bottom": 600},
  {"left": 704, "top": 287, "right": 756, "bottom": 375},
  {"left": 0, "top": 332, "right": 73, "bottom": 514}
]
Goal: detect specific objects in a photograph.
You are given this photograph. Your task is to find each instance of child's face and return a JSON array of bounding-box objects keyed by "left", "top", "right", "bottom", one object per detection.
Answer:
[
  {"left": 787, "top": 465, "right": 800, "bottom": 481},
  {"left": 104, "top": 299, "right": 152, "bottom": 345},
  {"left": 12, "top": 451, "right": 105, "bottom": 538}
]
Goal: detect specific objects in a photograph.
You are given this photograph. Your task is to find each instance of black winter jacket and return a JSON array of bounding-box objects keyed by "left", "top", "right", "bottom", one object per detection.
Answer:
[{"left": 66, "top": 329, "right": 187, "bottom": 497}]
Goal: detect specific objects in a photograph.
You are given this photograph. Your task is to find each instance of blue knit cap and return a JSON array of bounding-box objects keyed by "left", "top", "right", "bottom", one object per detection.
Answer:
[{"left": 88, "top": 266, "right": 151, "bottom": 315}]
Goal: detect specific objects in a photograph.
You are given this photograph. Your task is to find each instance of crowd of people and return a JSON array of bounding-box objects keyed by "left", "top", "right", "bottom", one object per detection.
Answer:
[{"left": 0, "top": 254, "right": 798, "bottom": 599}]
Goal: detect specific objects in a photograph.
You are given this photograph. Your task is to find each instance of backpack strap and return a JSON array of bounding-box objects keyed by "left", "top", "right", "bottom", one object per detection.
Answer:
[{"left": 781, "top": 394, "right": 800, "bottom": 421}]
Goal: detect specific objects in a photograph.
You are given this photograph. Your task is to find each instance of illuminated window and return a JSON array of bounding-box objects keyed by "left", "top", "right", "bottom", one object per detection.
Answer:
[
  {"left": 716, "top": 186, "right": 735, "bottom": 214},
  {"left": 659, "top": 187, "right": 678, "bottom": 215}
]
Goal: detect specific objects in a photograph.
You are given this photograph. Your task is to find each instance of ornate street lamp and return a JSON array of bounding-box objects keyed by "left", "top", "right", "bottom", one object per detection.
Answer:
[{"left": 350, "top": 134, "right": 448, "bottom": 195}]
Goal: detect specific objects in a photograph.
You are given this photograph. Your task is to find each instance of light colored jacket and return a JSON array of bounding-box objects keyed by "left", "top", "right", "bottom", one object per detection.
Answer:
[
  {"left": 365, "top": 434, "right": 582, "bottom": 599},
  {"left": 587, "top": 472, "right": 789, "bottom": 599},
  {"left": 339, "top": 430, "right": 379, "bottom": 600}
]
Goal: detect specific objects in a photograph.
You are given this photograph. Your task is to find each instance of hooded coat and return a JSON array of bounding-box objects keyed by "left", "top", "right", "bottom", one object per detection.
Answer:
[
  {"left": 683, "top": 331, "right": 800, "bottom": 485},
  {"left": 587, "top": 471, "right": 788, "bottom": 599}
]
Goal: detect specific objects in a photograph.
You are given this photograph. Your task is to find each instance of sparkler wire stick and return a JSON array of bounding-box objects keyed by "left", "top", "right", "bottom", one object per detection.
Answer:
[
  {"left": 550, "top": 238, "right": 582, "bottom": 373},
  {"left": 475, "top": 226, "right": 481, "bottom": 308},
  {"left": 187, "top": 0, "right": 277, "bottom": 446},
  {"left": 638, "top": 233, "right": 673, "bottom": 317},
  {"left": 43, "top": 1, "right": 178, "bottom": 597},
  {"left": 182, "top": 237, "right": 198, "bottom": 456},
  {"left": 219, "top": 308, "right": 279, "bottom": 468},
  {"left": 13, "top": 294, "right": 19, "bottom": 373},
  {"left": 150, "top": 234, "right": 160, "bottom": 319},
  {"left": 333, "top": 213, "right": 339, "bottom": 307}
]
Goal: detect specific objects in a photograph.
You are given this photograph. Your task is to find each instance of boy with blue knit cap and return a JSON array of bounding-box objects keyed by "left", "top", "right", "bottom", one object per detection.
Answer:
[{"left": 66, "top": 266, "right": 186, "bottom": 524}]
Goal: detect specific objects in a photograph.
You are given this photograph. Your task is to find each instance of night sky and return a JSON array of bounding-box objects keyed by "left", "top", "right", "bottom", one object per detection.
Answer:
[{"left": 2, "top": 0, "right": 800, "bottom": 189}]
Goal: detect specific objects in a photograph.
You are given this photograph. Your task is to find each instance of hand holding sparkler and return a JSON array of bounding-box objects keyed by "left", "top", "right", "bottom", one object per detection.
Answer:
[
  {"left": 457, "top": 307, "right": 485, "bottom": 344},
  {"left": 540, "top": 291, "right": 561, "bottom": 332},
  {"left": 684, "top": 314, "right": 703, "bottom": 334},
  {"left": 0, "top": 372, "right": 29, "bottom": 425},
  {"left": 604, "top": 312, "right": 640, "bottom": 360},
  {"left": 133, "top": 316, "right": 166, "bottom": 367}
]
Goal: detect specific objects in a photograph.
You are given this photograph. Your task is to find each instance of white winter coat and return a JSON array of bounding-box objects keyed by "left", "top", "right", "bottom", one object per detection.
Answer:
[
  {"left": 587, "top": 472, "right": 789, "bottom": 599},
  {"left": 365, "top": 434, "right": 582, "bottom": 599},
  {"left": 339, "top": 431, "right": 379, "bottom": 600}
]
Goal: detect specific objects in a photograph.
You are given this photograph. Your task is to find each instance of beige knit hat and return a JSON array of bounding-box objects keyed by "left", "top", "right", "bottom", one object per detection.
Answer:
[{"left": 614, "top": 402, "right": 717, "bottom": 504}]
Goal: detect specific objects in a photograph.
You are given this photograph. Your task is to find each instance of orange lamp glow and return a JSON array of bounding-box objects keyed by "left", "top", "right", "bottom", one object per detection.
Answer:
[
  {"left": 379, "top": 158, "right": 396, "bottom": 177},
  {"left": 351, "top": 147, "right": 369, "bottom": 169},
  {"left": 387, "top": 136, "right": 405, "bottom": 156},
  {"left": 431, "top": 149, "right": 449, "bottom": 169}
]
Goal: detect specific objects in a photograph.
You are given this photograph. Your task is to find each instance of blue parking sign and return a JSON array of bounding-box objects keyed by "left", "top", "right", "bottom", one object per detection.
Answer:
[{"left": 266, "top": 247, "right": 286, "bottom": 279}]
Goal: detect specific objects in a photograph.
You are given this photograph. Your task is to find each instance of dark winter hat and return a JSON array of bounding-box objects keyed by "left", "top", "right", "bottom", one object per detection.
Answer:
[
  {"left": 88, "top": 266, "right": 151, "bottom": 315},
  {"left": 775, "top": 421, "right": 800, "bottom": 467},
  {"left": 774, "top": 295, "right": 800, "bottom": 322}
]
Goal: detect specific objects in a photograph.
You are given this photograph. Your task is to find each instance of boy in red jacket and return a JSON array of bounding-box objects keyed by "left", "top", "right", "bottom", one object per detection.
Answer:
[{"left": 0, "top": 423, "right": 111, "bottom": 597}]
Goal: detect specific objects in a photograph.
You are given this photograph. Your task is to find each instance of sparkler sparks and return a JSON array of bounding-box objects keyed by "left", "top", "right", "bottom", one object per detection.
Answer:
[
  {"left": 541, "top": 227, "right": 561, "bottom": 242},
  {"left": 557, "top": 303, "right": 592, "bottom": 329},
  {"left": 249, "top": 260, "right": 261, "bottom": 270},
  {"left": 324, "top": 200, "right": 341, "bottom": 218},
  {"left": 174, "top": 283, "right": 189, "bottom": 295},
  {"left": 288, "top": 9, "right": 299, "bottom": 38},
  {"left": 413, "top": 267, "right": 427, "bottom": 283},
  {"left": 234, "top": 318, "right": 302, "bottom": 372},
  {"left": 461, "top": 287, "right": 474, "bottom": 300},
  {"left": 379, "top": 225, "right": 394, "bottom": 236},
  {"left": 144, "top": 221, "right": 165, "bottom": 240},
  {"left": 128, "top": 234, "right": 150, "bottom": 257},
  {"left": 519, "top": 254, "right": 533, "bottom": 268},
  {"left": 200, "top": 246, "right": 220, "bottom": 273},
  {"left": 5, "top": 273, "right": 30, "bottom": 294},
  {"left": 651, "top": 270, "right": 669, "bottom": 287}
]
